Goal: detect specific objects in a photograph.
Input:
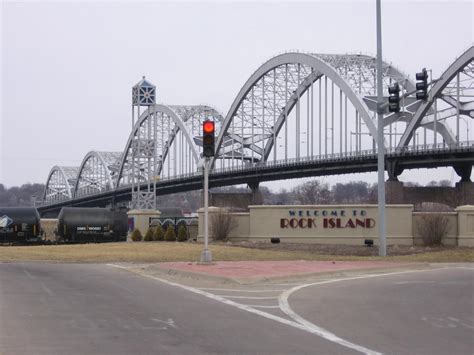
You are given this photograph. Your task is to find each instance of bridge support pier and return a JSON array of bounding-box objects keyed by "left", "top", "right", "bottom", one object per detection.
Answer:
[
  {"left": 385, "top": 180, "right": 405, "bottom": 204},
  {"left": 454, "top": 164, "right": 472, "bottom": 182},
  {"left": 386, "top": 180, "right": 474, "bottom": 208},
  {"left": 248, "top": 182, "right": 263, "bottom": 205},
  {"left": 386, "top": 159, "right": 404, "bottom": 182}
]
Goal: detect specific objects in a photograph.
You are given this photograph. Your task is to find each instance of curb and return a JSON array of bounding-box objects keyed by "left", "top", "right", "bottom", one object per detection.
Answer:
[{"left": 133, "top": 261, "right": 432, "bottom": 285}]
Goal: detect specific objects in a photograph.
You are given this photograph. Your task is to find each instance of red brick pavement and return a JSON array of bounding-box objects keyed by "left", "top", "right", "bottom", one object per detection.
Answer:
[{"left": 158, "top": 260, "right": 416, "bottom": 280}]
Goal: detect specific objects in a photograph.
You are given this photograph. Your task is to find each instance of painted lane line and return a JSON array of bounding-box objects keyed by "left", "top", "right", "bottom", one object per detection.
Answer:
[
  {"left": 245, "top": 305, "right": 280, "bottom": 309},
  {"left": 107, "top": 263, "right": 368, "bottom": 352},
  {"left": 23, "top": 270, "right": 35, "bottom": 279},
  {"left": 40, "top": 283, "right": 53, "bottom": 296},
  {"left": 198, "top": 287, "right": 286, "bottom": 292},
  {"left": 217, "top": 295, "right": 277, "bottom": 300},
  {"left": 395, "top": 281, "right": 436, "bottom": 285},
  {"left": 278, "top": 267, "right": 467, "bottom": 355}
]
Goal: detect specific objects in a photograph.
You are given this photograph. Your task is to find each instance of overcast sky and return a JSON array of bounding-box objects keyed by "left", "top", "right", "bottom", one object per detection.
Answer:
[{"left": 1, "top": 0, "right": 473, "bottom": 190}]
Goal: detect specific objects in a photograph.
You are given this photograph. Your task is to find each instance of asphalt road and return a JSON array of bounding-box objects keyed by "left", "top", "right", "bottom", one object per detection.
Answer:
[
  {"left": 0, "top": 263, "right": 354, "bottom": 355},
  {"left": 289, "top": 267, "right": 474, "bottom": 355},
  {"left": 1, "top": 263, "right": 472, "bottom": 355}
]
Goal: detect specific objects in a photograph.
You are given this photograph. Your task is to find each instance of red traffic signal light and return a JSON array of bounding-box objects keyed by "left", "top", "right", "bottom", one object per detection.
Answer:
[
  {"left": 203, "top": 121, "right": 215, "bottom": 134},
  {"left": 202, "top": 120, "right": 215, "bottom": 157}
]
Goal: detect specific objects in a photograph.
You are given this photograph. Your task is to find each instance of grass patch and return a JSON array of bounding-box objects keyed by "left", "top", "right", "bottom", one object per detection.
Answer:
[{"left": 0, "top": 242, "right": 472, "bottom": 263}]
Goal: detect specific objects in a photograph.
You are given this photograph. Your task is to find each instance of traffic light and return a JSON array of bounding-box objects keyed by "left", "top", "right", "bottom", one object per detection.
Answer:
[
  {"left": 388, "top": 82, "right": 400, "bottom": 113},
  {"left": 416, "top": 68, "right": 428, "bottom": 101},
  {"left": 202, "top": 120, "right": 215, "bottom": 157}
]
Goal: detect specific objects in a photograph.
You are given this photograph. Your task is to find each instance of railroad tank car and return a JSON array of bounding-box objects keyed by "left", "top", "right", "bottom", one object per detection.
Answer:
[
  {"left": 56, "top": 207, "right": 127, "bottom": 243},
  {"left": 0, "top": 207, "right": 42, "bottom": 243}
]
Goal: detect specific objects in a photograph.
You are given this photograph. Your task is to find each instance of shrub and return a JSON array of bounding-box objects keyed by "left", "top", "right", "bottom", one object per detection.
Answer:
[
  {"left": 416, "top": 214, "right": 449, "bottom": 246},
  {"left": 153, "top": 224, "right": 164, "bottom": 241},
  {"left": 144, "top": 228, "right": 154, "bottom": 241},
  {"left": 164, "top": 225, "right": 176, "bottom": 242},
  {"left": 131, "top": 229, "right": 142, "bottom": 242},
  {"left": 211, "top": 210, "right": 238, "bottom": 241},
  {"left": 177, "top": 225, "right": 188, "bottom": 242}
]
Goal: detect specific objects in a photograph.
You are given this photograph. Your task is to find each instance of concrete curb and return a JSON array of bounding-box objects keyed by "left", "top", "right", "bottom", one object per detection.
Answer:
[{"left": 130, "top": 261, "right": 432, "bottom": 285}]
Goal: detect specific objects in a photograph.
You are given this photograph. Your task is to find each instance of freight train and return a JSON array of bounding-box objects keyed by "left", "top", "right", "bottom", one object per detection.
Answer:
[
  {"left": 56, "top": 207, "right": 128, "bottom": 243},
  {"left": 0, "top": 207, "right": 42, "bottom": 243}
]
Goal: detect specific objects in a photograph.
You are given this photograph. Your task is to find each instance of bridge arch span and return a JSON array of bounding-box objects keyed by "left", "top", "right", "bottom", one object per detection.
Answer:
[
  {"left": 74, "top": 151, "right": 123, "bottom": 198},
  {"left": 43, "top": 166, "right": 79, "bottom": 203},
  {"left": 398, "top": 46, "right": 474, "bottom": 149},
  {"left": 116, "top": 104, "right": 223, "bottom": 188},
  {"left": 214, "top": 52, "right": 415, "bottom": 168}
]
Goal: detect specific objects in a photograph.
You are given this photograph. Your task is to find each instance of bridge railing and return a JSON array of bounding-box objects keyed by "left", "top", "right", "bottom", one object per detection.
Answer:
[{"left": 39, "top": 141, "right": 473, "bottom": 206}]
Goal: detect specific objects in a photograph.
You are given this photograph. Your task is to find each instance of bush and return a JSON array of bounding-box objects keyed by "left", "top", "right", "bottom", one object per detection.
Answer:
[
  {"left": 177, "top": 225, "right": 188, "bottom": 242},
  {"left": 153, "top": 224, "right": 164, "bottom": 241},
  {"left": 144, "top": 228, "right": 154, "bottom": 241},
  {"left": 211, "top": 210, "right": 238, "bottom": 241},
  {"left": 164, "top": 225, "right": 176, "bottom": 242},
  {"left": 416, "top": 214, "right": 449, "bottom": 246},
  {"left": 131, "top": 229, "right": 143, "bottom": 242}
]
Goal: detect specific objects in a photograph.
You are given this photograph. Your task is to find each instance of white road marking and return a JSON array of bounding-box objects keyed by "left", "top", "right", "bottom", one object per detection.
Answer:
[
  {"left": 108, "top": 264, "right": 472, "bottom": 355},
  {"left": 198, "top": 287, "right": 286, "bottom": 292},
  {"left": 40, "top": 283, "right": 53, "bottom": 296},
  {"left": 395, "top": 281, "right": 436, "bottom": 285},
  {"left": 109, "top": 281, "right": 136, "bottom": 295},
  {"left": 23, "top": 270, "right": 35, "bottom": 279},
  {"left": 107, "top": 263, "right": 380, "bottom": 354},
  {"left": 278, "top": 267, "right": 470, "bottom": 355},
  {"left": 151, "top": 318, "right": 178, "bottom": 329},
  {"left": 217, "top": 295, "right": 277, "bottom": 300},
  {"left": 245, "top": 305, "right": 280, "bottom": 309},
  {"left": 446, "top": 317, "right": 474, "bottom": 329}
]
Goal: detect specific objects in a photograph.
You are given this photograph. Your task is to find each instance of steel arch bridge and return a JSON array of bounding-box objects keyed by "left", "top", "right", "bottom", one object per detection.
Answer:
[{"left": 40, "top": 46, "right": 474, "bottom": 211}]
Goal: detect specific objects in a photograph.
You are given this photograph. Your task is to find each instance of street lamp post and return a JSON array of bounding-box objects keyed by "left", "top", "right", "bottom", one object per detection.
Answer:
[{"left": 376, "top": 0, "right": 387, "bottom": 256}]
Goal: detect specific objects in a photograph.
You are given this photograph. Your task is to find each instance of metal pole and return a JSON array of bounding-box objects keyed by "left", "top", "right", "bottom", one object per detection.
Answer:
[
  {"left": 434, "top": 99, "right": 437, "bottom": 146},
  {"left": 273, "top": 68, "right": 277, "bottom": 161},
  {"left": 376, "top": 0, "right": 387, "bottom": 257},
  {"left": 285, "top": 64, "right": 288, "bottom": 161},
  {"left": 331, "top": 81, "right": 334, "bottom": 154},
  {"left": 456, "top": 72, "right": 460, "bottom": 145},
  {"left": 345, "top": 95, "right": 348, "bottom": 154},
  {"left": 311, "top": 74, "right": 314, "bottom": 157},
  {"left": 339, "top": 89, "right": 342, "bottom": 154},
  {"left": 200, "top": 158, "right": 212, "bottom": 263},
  {"left": 325, "top": 76, "right": 328, "bottom": 155},
  {"left": 319, "top": 79, "right": 322, "bottom": 155}
]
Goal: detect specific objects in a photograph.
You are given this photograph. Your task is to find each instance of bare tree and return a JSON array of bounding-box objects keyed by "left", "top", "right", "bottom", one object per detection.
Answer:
[
  {"left": 210, "top": 210, "right": 238, "bottom": 241},
  {"left": 416, "top": 214, "right": 450, "bottom": 246}
]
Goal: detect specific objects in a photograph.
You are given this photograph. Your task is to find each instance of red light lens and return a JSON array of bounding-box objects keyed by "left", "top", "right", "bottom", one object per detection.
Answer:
[{"left": 203, "top": 121, "right": 215, "bottom": 134}]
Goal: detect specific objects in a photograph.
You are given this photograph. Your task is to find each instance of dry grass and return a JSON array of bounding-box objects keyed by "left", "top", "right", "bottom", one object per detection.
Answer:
[{"left": 0, "top": 242, "right": 473, "bottom": 263}]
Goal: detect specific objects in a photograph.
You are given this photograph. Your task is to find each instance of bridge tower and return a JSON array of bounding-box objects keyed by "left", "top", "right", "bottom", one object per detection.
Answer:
[{"left": 130, "top": 76, "right": 157, "bottom": 210}]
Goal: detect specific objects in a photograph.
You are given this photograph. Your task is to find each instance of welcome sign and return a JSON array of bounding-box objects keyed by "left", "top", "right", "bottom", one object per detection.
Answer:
[{"left": 280, "top": 209, "right": 376, "bottom": 229}]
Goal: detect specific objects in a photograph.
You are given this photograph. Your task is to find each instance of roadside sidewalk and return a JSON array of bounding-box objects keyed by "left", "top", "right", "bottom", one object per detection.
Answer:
[{"left": 148, "top": 260, "right": 425, "bottom": 283}]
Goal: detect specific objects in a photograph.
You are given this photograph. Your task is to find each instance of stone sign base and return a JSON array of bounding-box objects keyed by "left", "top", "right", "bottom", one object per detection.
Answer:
[
  {"left": 197, "top": 204, "right": 474, "bottom": 247},
  {"left": 127, "top": 209, "right": 161, "bottom": 242}
]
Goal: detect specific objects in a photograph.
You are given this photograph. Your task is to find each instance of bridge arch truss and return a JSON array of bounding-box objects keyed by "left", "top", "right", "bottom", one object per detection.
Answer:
[
  {"left": 74, "top": 151, "right": 123, "bottom": 198},
  {"left": 43, "top": 166, "right": 79, "bottom": 203},
  {"left": 398, "top": 46, "right": 474, "bottom": 150},
  {"left": 38, "top": 47, "right": 473, "bottom": 208},
  {"left": 116, "top": 104, "right": 223, "bottom": 188},
  {"left": 213, "top": 52, "right": 456, "bottom": 171}
]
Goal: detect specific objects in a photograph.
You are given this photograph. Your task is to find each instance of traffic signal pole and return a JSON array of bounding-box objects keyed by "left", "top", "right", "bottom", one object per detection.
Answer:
[
  {"left": 376, "top": 0, "right": 387, "bottom": 257},
  {"left": 201, "top": 120, "right": 215, "bottom": 263},
  {"left": 200, "top": 157, "right": 212, "bottom": 263}
]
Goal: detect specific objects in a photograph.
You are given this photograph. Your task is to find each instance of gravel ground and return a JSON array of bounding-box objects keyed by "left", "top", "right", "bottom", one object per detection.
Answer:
[{"left": 225, "top": 240, "right": 450, "bottom": 257}]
